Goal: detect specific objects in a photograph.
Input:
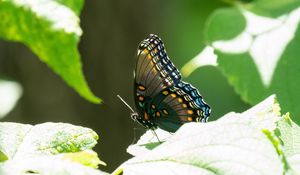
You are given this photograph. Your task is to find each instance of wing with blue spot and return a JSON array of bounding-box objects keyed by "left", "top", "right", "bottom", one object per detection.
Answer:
[
  {"left": 146, "top": 34, "right": 182, "bottom": 85},
  {"left": 176, "top": 81, "right": 211, "bottom": 118}
]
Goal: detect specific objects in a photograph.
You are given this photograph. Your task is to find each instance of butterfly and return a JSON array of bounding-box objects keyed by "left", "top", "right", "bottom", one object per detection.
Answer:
[{"left": 121, "top": 34, "right": 211, "bottom": 133}]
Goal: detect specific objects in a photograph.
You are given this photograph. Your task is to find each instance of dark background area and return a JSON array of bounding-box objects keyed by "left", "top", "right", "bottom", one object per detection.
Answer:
[{"left": 0, "top": 0, "right": 250, "bottom": 172}]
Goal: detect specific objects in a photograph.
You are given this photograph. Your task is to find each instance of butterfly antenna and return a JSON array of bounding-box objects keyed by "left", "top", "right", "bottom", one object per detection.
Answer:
[
  {"left": 151, "top": 129, "right": 161, "bottom": 143},
  {"left": 117, "top": 95, "right": 135, "bottom": 113}
]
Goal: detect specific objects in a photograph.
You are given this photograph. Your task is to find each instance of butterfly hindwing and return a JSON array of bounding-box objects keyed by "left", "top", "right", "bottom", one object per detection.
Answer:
[
  {"left": 149, "top": 87, "right": 206, "bottom": 132},
  {"left": 176, "top": 81, "right": 211, "bottom": 119}
]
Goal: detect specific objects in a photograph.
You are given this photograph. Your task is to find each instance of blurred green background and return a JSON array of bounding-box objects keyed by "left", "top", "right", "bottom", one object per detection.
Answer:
[{"left": 0, "top": 0, "right": 250, "bottom": 171}]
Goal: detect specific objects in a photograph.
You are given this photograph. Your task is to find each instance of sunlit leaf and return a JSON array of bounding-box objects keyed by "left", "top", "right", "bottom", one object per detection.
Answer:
[
  {"left": 288, "top": 154, "right": 300, "bottom": 174},
  {"left": 181, "top": 46, "right": 217, "bottom": 77},
  {"left": 276, "top": 114, "right": 300, "bottom": 157},
  {"left": 115, "top": 95, "right": 288, "bottom": 175},
  {"left": 0, "top": 122, "right": 98, "bottom": 161},
  {"left": 0, "top": 156, "right": 109, "bottom": 175},
  {"left": 275, "top": 113, "right": 300, "bottom": 174},
  {"left": 0, "top": 122, "right": 107, "bottom": 174},
  {"left": 0, "top": 122, "right": 31, "bottom": 162},
  {"left": 61, "top": 150, "right": 106, "bottom": 168},
  {"left": 0, "top": 0, "right": 101, "bottom": 103}
]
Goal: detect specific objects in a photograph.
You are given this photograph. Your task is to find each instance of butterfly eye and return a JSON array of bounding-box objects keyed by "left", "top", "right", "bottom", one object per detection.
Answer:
[{"left": 130, "top": 112, "right": 139, "bottom": 121}]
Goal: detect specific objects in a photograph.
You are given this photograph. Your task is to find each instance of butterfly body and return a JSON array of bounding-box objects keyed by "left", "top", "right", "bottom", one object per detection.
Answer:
[{"left": 132, "top": 34, "right": 211, "bottom": 132}]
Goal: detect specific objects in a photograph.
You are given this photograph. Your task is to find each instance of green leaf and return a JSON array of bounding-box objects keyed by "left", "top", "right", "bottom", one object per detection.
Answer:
[
  {"left": 0, "top": 122, "right": 98, "bottom": 161},
  {"left": 0, "top": 122, "right": 32, "bottom": 161},
  {"left": 0, "top": 156, "right": 109, "bottom": 175},
  {"left": 276, "top": 114, "right": 300, "bottom": 157},
  {"left": 287, "top": 154, "right": 300, "bottom": 174},
  {"left": 262, "top": 129, "right": 290, "bottom": 173},
  {"left": 0, "top": 0, "right": 101, "bottom": 104},
  {"left": 0, "top": 151, "right": 8, "bottom": 162},
  {"left": 204, "top": 2, "right": 300, "bottom": 124},
  {"left": 127, "top": 128, "right": 171, "bottom": 156},
  {"left": 116, "top": 95, "right": 286, "bottom": 175},
  {"left": 204, "top": 7, "right": 246, "bottom": 41},
  {"left": 55, "top": 0, "right": 84, "bottom": 15},
  {"left": 275, "top": 113, "right": 300, "bottom": 174},
  {"left": 0, "top": 122, "right": 107, "bottom": 174},
  {"left": 128, "top": 95, "right": 281, "bottom": 156},
  {"left": 61, "top": 150, "right": 106, "bottom": 168},
  {"left": 245, "top": 0, "right": 300, "bottom": 17}
]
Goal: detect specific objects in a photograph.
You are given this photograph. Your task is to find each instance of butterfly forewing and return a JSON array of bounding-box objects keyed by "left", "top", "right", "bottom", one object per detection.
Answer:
[
  {"left": 134, "top": 37, "right": 171, "bottom": 128},
  {"left": 133, "top": 34, "right": 211, "bottom": 132}
]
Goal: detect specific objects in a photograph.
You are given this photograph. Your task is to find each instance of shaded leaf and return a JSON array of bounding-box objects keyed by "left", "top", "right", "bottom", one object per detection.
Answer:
[
  {"left": 204, "top": 7, "right": 246, "bottom": 41},
  {"left": 201, "top": 2, "right": 300, "bottom": 124},
  {"left": 245, "top": 0, "right": 300, "bottom": 17}
]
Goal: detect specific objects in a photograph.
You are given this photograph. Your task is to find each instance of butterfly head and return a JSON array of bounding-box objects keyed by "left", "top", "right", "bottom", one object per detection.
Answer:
[{"left": 130, "top": 112, "right": 139, "bottom": 121}]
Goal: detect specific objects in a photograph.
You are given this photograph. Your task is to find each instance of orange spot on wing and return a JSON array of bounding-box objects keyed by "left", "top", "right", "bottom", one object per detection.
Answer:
[
  {"left": 177, "top": 98, "right": 183, "bottom": 103},
  {"left": 138, "top": 96, "right": 144, "bottom": 101},
  {"left": 171, "top": 93, "right": 177, "bottom": 98},
  {"left": 151, "top": 104, "right": 156, "bottom": 109},
  {"left": 152, "top": 68, "right": 157, "bottom": 74},
  {"left": 147, "top": 54, "right": 152, "bottom": 59},
  {"left": 162, "top": 91, "right": 169, "bottom": 95},
  {"left": 187, "top": 117, "right": 193, "bottom": 121},
  {"left": 138, "top": 85, "right": 146, "bottom": 91},
  {"left": 144, "top": 112, "right": 149, "bottom": 120},
  {"left": 182, "top": 104, "right": 187, "bottom": 108},
  {"left": 143, "top": 49, "right": 149, "bottom": 54},
  {"left": 187, "top": 110, "right": 193, "bottom": 114},
  {"left": 156, "top": 111, "right": 161, "bottom": 117}
]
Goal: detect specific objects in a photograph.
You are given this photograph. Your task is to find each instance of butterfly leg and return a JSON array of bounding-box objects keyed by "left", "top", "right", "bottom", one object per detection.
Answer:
[{"left": 151, "top": 129, "right": 161, "bottom": 143}]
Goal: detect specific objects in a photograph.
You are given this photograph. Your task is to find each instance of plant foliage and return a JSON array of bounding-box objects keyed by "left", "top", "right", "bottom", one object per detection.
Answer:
[{"left": 0, "top": 0, "right": 101, "bottom": 103}]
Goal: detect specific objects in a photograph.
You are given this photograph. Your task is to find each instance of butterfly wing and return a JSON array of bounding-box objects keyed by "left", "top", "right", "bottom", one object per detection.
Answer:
[
  {"left": 134, "top": 34, "right": 211, "bottom": 132},
  {"left": 150, "top": 85, "right": 210, "bottom": 132},
  {"left": 134, "top": 35, "right": 176, "bottom": 128},
  {"left": 176, "top": 81, "right": 211, "bottom": 118}
]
